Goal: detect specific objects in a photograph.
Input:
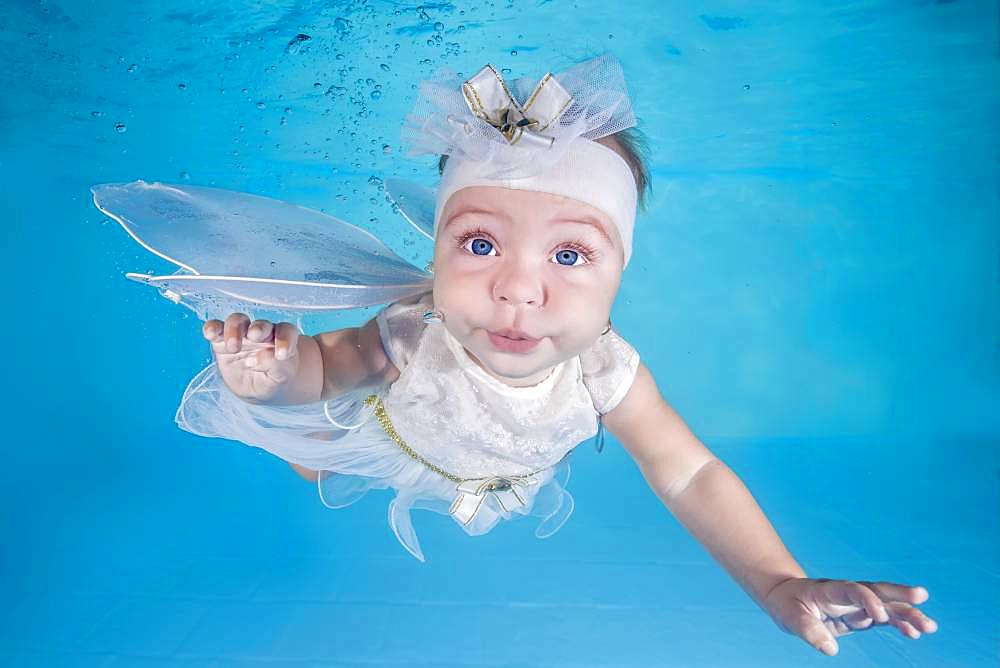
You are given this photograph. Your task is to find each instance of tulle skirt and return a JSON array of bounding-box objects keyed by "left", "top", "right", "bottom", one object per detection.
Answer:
[{"left": 175, "top": 363, "right": 577, "bottom": 561}]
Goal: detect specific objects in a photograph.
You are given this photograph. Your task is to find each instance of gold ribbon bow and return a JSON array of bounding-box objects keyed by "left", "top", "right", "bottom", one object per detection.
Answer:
[
  {"left": 449, "top": 474, "right": 541, "bottom": 526},
  {"left": 361, "top": 393, "right": 552, "bottom": 527},
  {"left": 457, "top": 64, "right": 574, "bottom": 148}
]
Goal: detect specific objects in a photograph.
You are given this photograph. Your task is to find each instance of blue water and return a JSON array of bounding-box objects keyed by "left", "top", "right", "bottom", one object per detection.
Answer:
[{"left": 2, "top": 1, "right": 997, "bottom": 666}]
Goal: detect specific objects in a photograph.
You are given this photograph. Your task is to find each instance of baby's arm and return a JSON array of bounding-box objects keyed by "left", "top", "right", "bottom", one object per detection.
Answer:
[
  {"left": 606, "top": 363, "right": 936, "bottom": 654},
  {"left": 207, "top": 313, "right": 398, "bottom": 481},
  {"left": 207, "top": 314, "right": 397, "bottom": 405},
  {"left": 288, "top": 317, "right": 399, "bottom": 481},
  {"left": 314, "top": 316, "right": 400, "bottom": 401},
  {"left": 602, "top": 362, "right": 806, "bottom": 612}
]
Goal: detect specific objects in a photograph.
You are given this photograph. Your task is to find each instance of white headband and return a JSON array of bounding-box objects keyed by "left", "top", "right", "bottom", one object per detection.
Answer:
[
  {"left": 402, "top": 53, "right": 640, "bottom": 267},
  {"left": 434, "top": 138, "right": 637, "bottom": 267}
]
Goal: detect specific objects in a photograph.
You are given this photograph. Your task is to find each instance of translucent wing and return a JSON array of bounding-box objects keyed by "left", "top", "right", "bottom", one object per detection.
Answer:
[
  {"left": 384, "top": 177, "right": 435, "bottom": 241},
  {"left": 92, "top": 180, "right": 433, "bottom": 320}
]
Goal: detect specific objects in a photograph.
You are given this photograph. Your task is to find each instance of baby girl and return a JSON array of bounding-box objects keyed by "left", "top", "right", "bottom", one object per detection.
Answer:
[{"left": 116, "top": 53, "right": 938, "bottom": 657}]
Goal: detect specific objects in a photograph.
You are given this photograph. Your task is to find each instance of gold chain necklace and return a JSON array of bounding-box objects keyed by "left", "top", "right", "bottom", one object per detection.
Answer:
[{"left": 362, "top": 393, "right": 558, "bottom": 489}]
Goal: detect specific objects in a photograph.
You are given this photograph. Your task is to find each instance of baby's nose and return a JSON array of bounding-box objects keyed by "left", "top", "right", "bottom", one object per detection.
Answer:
[
  {"left": 493, "top": 272, "right": 542, "bottom": 306},
  {"left": 494, "top": 288, "right": 541, "bottom": 306},
  {"left": 496, "top": 292, "right": 539, "bottom": 307}
]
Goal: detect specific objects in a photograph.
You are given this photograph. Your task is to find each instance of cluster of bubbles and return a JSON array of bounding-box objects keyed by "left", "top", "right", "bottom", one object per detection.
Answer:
[{"left": 93, "top": 0, "right": 508, "bottom": 258}]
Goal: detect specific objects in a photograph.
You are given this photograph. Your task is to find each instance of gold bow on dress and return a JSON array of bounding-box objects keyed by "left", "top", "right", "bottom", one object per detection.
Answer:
[
  {"left": 361, "top": 393, "right": 554, "bottom": 528},
  {"left": 449, "top": 475, "right": 541, "bottom": 526},
  {"left": 456, "top": 64, "right": 574, "bottom": 149}
]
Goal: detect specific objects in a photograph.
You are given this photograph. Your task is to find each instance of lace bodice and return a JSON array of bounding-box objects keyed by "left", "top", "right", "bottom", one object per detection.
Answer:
[{"left": 375, "top": 292, "right": 640, "bottom": 479}]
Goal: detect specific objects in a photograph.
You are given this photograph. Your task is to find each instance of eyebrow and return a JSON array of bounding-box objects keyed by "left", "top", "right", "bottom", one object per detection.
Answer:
[{"left": 444, "top": 207, "right": 615, "bottom": 247}]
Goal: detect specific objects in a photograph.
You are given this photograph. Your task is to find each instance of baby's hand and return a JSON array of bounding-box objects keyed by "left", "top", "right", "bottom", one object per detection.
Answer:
[
  {"left": 763, "top": 577, "right": 937, "bottom": 656},
  {"left": 203, "top": 313, "right": 302, "bottom": 402}
]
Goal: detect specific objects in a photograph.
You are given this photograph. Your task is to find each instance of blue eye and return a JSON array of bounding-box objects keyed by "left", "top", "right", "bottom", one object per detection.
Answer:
[
  {"left": 470, "top": 238, "right": 494, "bottom": 256},
  {"left": 554, "top": 249, "right": 581, "bottom": 266}
]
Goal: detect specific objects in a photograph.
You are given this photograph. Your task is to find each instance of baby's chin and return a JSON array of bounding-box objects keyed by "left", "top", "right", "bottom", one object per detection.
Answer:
[
  {"left": 479, "top": 362, "right": 559, "bottom": 388},
  {"left": 463, "top": 339, "right": 563, "bottom": 385}
]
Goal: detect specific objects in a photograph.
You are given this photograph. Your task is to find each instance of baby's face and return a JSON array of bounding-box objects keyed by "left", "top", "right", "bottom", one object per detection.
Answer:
[{"left": 431, "top": 185, "right": 624, "bottom": 387}]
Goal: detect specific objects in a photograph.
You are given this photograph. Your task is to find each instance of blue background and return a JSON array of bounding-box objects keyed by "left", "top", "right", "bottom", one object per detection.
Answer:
[{"left": 1, "top": 1, "right": 997, "bottom": 666}]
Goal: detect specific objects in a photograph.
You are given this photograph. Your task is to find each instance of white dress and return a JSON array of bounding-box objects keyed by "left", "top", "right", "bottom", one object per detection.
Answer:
[{"left": 177, "top": 290, "right": 640, "bottom": 561}]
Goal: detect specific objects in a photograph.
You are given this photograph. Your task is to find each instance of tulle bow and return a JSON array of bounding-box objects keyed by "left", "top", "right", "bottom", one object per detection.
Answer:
[
  {"left": 448, "top": 474, "right": 541, "bottom": 526},
  {"left": 402, "top": 53, "right": 636, "bottom": 179},
  {"left": 450, "top": 64, "right": 574, "bottom": 150}
]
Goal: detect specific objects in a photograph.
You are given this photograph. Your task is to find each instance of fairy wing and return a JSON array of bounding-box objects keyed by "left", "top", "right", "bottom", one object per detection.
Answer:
[
  {"left": 91, "top": 180, "right": 433, "bottom": 320},
  {"left": 384, "top": 177, "right": 435, "bottom": 241}
]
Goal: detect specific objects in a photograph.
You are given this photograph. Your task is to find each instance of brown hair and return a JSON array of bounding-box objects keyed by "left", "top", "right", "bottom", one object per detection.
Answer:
[{"left": 436, "top": 125, "right": 653, "bottom": 212}]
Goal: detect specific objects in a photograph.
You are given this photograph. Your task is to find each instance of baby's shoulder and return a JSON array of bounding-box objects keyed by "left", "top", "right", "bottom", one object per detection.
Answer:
[
  {"left": 375, "top": 291, "right": 434, "bottom": 374},
  {"left": 376, "top": 291, "right": 433, "bottom": 327},
  {"left": 579, "top": 326, "right": 638, "bottom": 373},
  {"left": 578, "top": 326, "right": 641, "bottom": 415}
]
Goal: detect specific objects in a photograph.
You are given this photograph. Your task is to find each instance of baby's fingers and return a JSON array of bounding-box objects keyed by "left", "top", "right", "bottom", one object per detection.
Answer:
[
  {"left": 273, "top": 322, "right": 300, "bottom": 361},
  {"left": 247, "top": 319, "right": 274, "bottom": 343},
  {"left": 244, "top": 345, "right": 295, "bottom": 383},
  {"left": 786, "top": 609, "right": 839, "bottom": 656},
  {"left": 223, "top": 313, "right": 251, "bottom": 353},
  {"left": 857, "top": 580, "right": 929, "bottom": 606},
  {"left": 203, "top": 319, "right": 224, "bottom": 342},
  {"left": 885, "top": 601, "right": 939, "bottom": 638}
]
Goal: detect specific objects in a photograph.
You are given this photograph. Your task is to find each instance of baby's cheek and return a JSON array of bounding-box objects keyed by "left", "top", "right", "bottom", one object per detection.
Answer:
[{"left": 431, "top": 284, "right": 463, "bottom": 324}]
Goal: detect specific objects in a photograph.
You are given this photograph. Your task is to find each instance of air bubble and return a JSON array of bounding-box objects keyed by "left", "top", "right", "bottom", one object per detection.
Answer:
[
  {"left": 334, "top": 17, "right": 351, "bottom": 34},
  {"left": 285, "top": 33, "right": 311, "bottom": 55}
]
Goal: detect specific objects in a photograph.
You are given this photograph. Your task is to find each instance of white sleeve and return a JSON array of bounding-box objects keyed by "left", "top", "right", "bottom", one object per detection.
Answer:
[
  {"left": 579, "top": 326, "right": 640, "bottom": 415},
  {"left": 374, "top": 291, "right": 433, "bottom": 373}
]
